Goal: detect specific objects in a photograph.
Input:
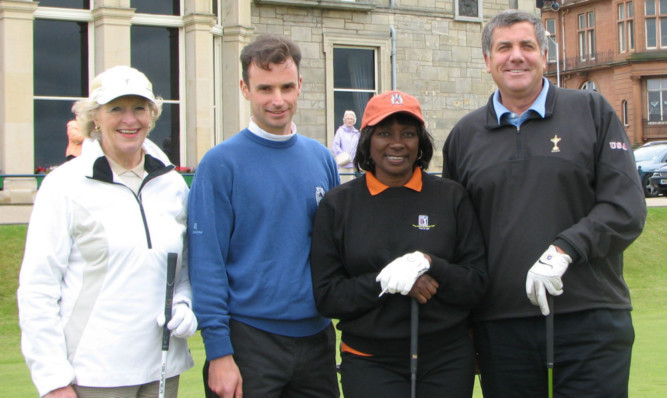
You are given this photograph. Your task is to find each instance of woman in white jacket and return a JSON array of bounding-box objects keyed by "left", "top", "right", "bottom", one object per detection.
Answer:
[{"left": 17, "top": 66, "right": 197, "bottom": 398}]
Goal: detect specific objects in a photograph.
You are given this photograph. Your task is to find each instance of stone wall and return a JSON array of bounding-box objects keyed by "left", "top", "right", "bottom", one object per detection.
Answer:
[{"left": 250, "top": 0, "right": 508, "bottom": 171}]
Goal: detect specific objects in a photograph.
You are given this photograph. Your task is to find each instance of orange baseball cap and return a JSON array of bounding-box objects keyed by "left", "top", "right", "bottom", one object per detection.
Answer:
[{"left": 360, "top": 90, "right": 424, "bottom": 130}]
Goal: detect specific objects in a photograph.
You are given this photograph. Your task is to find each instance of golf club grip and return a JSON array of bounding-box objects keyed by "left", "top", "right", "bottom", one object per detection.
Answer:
[
  {"left": 162, "top": 253, "right": 178, "bottom": 351},
  {"left": 410, "top": 298, "right": 419, "bottom": 373},
  {"left": 546, "top": 295, "right": 554, "bottom": 368}
]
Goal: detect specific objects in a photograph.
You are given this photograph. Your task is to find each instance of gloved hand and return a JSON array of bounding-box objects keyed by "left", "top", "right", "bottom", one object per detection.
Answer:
[
  {"left": 526, "top": 245, "right": 572, "bottom": 316},
  {"left": 376, "top": 251, "right": 430, "bottom": 296},
  {"left": 157, "top": 302, "right": 198, "bottom": 339}
]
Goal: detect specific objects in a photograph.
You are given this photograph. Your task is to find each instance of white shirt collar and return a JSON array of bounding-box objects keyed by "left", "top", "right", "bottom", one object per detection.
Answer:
[{"left": 248, "top": 118, "right": 297, "bottom": 142}]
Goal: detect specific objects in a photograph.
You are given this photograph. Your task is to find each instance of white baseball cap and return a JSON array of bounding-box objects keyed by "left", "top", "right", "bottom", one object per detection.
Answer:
[{"left": 89, "top": 66, "right": 157, "bottom": 105}]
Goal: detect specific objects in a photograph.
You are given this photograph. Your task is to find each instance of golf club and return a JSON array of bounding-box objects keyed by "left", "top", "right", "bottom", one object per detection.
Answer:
[
  {"left": 546, "top": 295, "right": 554, "bottom": 398},
  {"left": 159, "top": 253, "right": 178, "bottom": 398},
  {"left": 410, "top": 298, "right": 419, "bottom": 398}
]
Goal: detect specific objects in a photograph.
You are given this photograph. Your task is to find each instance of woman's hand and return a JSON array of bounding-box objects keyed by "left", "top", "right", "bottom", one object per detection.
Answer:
[{"left": 409, "top": 274, "right": 439, "bottom": 304}]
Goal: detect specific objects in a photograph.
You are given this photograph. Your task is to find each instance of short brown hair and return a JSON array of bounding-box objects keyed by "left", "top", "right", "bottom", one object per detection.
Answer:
[{"left": 240, "top": 34, "right": 301, "bottom": 86}]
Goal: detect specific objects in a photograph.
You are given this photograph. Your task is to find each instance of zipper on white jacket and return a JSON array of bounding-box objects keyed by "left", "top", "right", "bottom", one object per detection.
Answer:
[{"left": 133, "top": 191, "right": 152, "bottom": 249}]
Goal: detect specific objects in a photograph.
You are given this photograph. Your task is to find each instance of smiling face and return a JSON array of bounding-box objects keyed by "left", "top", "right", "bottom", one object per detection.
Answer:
[
  {"left": 240, "top": 59, "right": 302, "bottom": 135},
  {"left": 370, "top": 117, "right": 420, "bottom": 186},
  {"left": 484, "top": 21, "right": 547, "bottom": 112},
  {"left": 95, "top": 95, "right": 153, "bottom": 168}
]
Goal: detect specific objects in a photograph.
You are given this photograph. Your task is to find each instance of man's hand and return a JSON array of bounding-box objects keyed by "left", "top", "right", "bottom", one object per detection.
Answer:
[
  {"left": 208, "top": 355, "right": 243, "bottom": 398},
  {"left": 156, "top": 303, "right": 198, "bottom": 339},
  {"left": 526, "top": 245, "right": 572, "bottom": 316},
  {"left": 377, "top": 251, "right": 431, "bottom": 296},
  {"left": 409, "top": 274, "right": 439, "bottom": 304},
  {"left": 44, "top": 385, "right": 77, "bottom": 398}
]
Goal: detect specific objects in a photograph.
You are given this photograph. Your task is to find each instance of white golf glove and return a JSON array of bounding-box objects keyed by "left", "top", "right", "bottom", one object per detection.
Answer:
[
  {"left": 376, "top": 251, "right": 430, "bottom": 296},
  {"left": 157, "top": 302, "right": 198, "bottom": 339},
  {"left": 526, "top": 245, "right": 572, "bottom": 316}
]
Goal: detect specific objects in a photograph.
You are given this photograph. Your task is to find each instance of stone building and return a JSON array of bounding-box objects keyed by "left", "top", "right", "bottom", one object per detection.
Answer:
[{"left": 0, "top": 0, "right": 539, "bottom": 203}]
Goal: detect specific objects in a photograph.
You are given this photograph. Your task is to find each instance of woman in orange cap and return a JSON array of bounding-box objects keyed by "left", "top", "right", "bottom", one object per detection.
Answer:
[{"left": 310, "top": 90, "right": 488, "bottom": 397}]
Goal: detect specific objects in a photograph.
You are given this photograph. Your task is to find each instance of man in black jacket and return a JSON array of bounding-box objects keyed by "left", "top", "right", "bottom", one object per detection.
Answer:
[{"left": 442, "top": 9, "right": 646, "bottom": 398}]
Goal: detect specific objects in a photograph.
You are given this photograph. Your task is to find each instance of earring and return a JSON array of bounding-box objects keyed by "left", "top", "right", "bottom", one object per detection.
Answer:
[
  {"left": 94, "top": 125, "right": 100, "bottom": 132},
  {"left": 417, "top": 150, "right": 423, "bottom": 160}
]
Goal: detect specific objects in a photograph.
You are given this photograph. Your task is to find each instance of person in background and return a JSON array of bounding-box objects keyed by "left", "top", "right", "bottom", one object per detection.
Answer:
[
  {"left": 188, "top": 34, "right": 340, "bottom": 398},
  {"left": 442, "top": 9, "right": 646, "bottom": 397},
  {"left": 65, "top": 119, "right": 85, "bottom": 161},
  {"left": 331, "top": 110, "right": 360, "bottom": 182},
  {"left": 311, "top": 90, "right": 487, "bottom": 398},
  {"left": 17, "top": 65, "right": 197, "bottom": 398}
]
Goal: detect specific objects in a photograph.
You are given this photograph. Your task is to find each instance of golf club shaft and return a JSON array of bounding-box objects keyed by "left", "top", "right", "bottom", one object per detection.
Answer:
[
  {"left": 547, "top": 295, "right": 554, "bottom": 398},
  {"left": 159, "top": 253, "right": 178, "bottom": 398},
  {"left": 411, "top": 298, "right": 419, "bottom": 398}
]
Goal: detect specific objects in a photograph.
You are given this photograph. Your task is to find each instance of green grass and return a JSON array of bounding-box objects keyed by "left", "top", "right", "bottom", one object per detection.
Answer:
[{"left": 2, "top": 208, "right": 666, "bottom": 397}]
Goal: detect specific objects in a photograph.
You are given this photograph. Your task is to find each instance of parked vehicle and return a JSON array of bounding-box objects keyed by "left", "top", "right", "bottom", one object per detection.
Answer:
[
  {"left": 649, "top": 164, "right": 667, "bottom": 196},
  {"left": 633, "top": 143, "right": 667, "bottom": 197}
]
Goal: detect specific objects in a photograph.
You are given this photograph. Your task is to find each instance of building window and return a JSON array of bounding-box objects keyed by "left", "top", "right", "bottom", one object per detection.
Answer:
[
  {"left": 38, "top": 0, "right": 90, "bottom": 9},
  {"left": 33, "top": 18, "right": 89, "bottom": 169},
  {"left": 545, "top": 18, "right": 557, "bottom": 63},
  {"left": 629, "top": 2, "right": 635, "bottom": 50},
  {"left": 581, "top": 80, "right": 597, "bottom": 91},
  {"left": 647, "top": 78, "right": 667, "bottom": 122},
  {"left": 324, "top": 35, "right": 389, "bottom": 147},
  {"left": 622, "top": 100, "right": 629, "bottom": 126},
  {"left": 619, "top": 3, "right": 635, "bottom": 52},
  {"left": 131, "top": 0, "right": 180, "bottom": 16},
  {"left": 645, "top": 0, "right": 667, "bottom": 48},
  {"left": 455, "top": 0, "right": 483, "bottom": 22},
  {"left": 333, "top": 47, "right": 376, "bottom": 135},
  {"left": 578, "top": 12, "right": 596, "bottom": 60},
  {"left": 131, "top": 25, "right": 181, "bottom": 165}
]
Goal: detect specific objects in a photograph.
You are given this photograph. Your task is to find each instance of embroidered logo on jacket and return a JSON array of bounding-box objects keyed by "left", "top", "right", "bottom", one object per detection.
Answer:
[
  {"left": 550, "top": 135, "right": 561, "bottom": 153},
  {"left": 609, "top": 141, "right": 628, "bottom": 151},
  {"left": 315, "top": 187, "right": 325, "bottom": 205},
  {"left": 413, "top": 215, "right": 435, "bottom": 231}
]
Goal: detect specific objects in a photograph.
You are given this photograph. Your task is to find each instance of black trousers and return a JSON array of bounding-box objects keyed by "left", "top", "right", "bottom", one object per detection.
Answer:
[
  {"left": 203, "top": 319, "right": 339, "bottom": 398},
  {"left": 339, "top": 332, "right": 475, "bottom": 398},
  {"left": 474, "top": 309, "right": 634, "bottom": 398}
]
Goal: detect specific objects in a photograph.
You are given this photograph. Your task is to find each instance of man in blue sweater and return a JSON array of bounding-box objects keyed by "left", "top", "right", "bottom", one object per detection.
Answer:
[{"left": 188, "top": 35, "right": 340, "bottom": 398}]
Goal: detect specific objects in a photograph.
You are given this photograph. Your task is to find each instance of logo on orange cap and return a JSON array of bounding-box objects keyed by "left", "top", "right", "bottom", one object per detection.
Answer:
[
  {"left": 360, "top": 90, "right": 424, "bottom": 130},
  {"left": 391, "top": 93, "right": 404, "bottom": 105}
]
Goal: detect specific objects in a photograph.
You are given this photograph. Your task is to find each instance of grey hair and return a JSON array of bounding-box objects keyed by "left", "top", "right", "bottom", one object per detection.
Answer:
[
  {"left": 343, "top": 110, "right": 357, "bottom": 123},
  {"left": 482, "top": 9, "right": 548, "bottom": 57}
]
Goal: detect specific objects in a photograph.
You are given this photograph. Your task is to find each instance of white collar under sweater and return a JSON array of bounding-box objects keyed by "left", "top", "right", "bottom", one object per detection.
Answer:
[{"left": 248, "top": 118, "right": 297, "bottom": 142}]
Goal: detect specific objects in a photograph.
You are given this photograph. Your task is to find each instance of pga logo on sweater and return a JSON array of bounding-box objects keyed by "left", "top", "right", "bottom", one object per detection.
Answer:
[{"left": 413, "top": 215, "right": 435, "bottom": 231}]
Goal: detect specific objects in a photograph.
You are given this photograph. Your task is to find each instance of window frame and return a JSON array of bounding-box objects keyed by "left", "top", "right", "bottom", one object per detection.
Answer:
[
  {"left": 647, "top": 77, "right": 667, "bottom": 123},
  {"left": 455, "top": 0, "right": 484, "bottom": 23},
  {"left": 581, "top": 80, "right": 597, "bottom": 91},
  {"left": 32, "top": 4, "right": 187, "bottom": 167},
  {"left": 645, "top": 0, "right": 667, "bottom": 49},
  {"left": 129, "top": 13, "right": 185, "bottom": 166},
  {"left": 578, "top": 11, "right": 596, "bottom": 61},
  {"left": 323, "top": 35, "right": 391, "bottom": 148},
  {"left": 619, "top": 4, "right": 627, "bottom": 53},
  {"left": 545, "top": 18, "right": 557, "bottom": 63}
]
